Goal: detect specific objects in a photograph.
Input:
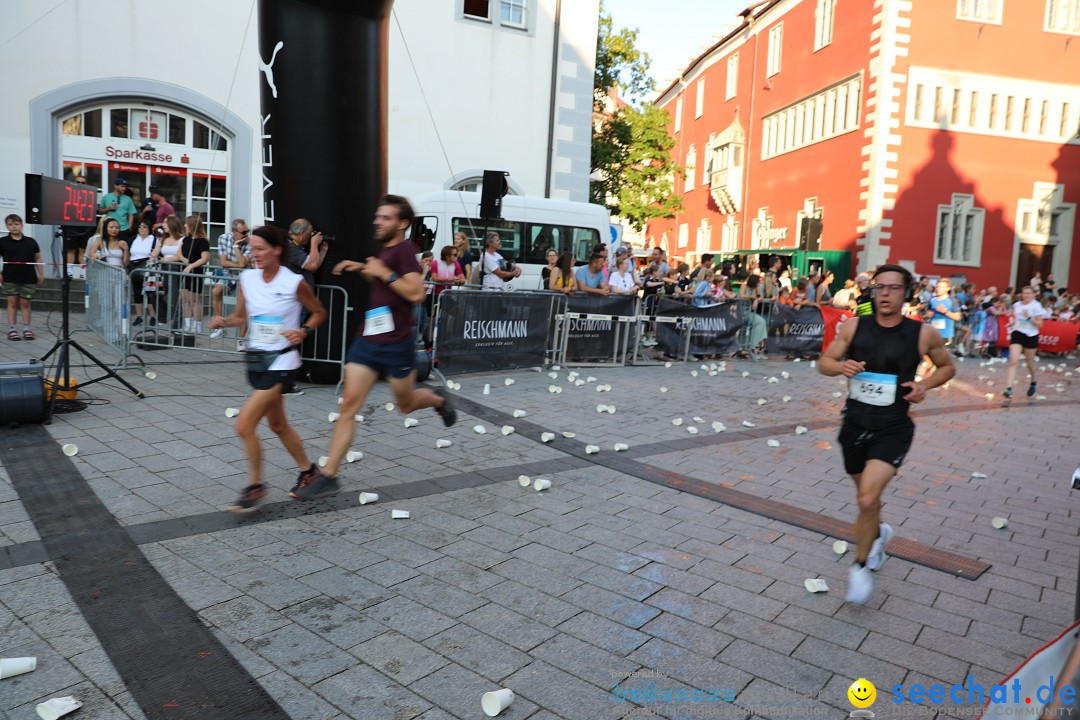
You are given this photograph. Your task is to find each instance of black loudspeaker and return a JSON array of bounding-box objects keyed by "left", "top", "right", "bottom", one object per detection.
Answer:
[
  {"left": 480, "top": 170, "right": 508, "bottom": 219},
  {"left": 0, "top": 375, "right": 46, "bottom": 424}
]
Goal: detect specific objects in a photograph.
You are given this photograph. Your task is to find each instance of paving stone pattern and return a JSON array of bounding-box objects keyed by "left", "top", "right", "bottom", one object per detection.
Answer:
[{"left": 1, "top": 319, "right": 1078, "bottom": 719}]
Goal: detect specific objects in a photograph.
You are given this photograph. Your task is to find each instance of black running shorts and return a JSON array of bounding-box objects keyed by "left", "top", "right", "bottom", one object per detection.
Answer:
[
  {"left": 838, "top": 418, "right": 915, "bottom": 475},
  {"left": 1010, "top": 331, "right": 1038, "bottom": 350}
]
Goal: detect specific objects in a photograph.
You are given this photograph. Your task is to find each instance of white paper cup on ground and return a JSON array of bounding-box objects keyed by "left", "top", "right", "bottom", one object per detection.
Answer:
[
  {"left": 224, "top": 408, "right": 239, "bottom": 418},
  {"left": 0, "top": 656, "right": 36, "bottom": 679},
  {"left": 391, "top": 509, "right": 410, "bottom": 519},
  {"left": 483, "top": 384, "right": 491, "bottom": 395},
  {"left": 501, "top": 425, "right": 515, "bottom": 436},
  {"left": 61, "top": 444, "right": 78, "bottom": 457},
  {"left": 540, "top": 432, "right": 555, "bottom": 443},
  {"left": 355, "top": 414, "right": 365, "bottom": 422},
  {"left": 693, "top": 416, "right": 705, "bottom": 423},
  {"left": 436, "top": 439, "right": 452, "bottom": 448},
  {"left": 742, "top": 421, "right": 755, "bottom": 428},
  {"left": 832, "top": 540, "right": 848, "bottom": 555},
  {"left": 504, "top": 378, "right": 515, "bottom": 386},
  {"left": 767, "top": 439, "right": 780, "bottom": 448},
  {"left": 518, "top": 475, "right": 531, "bottom": 487},
  {"left": 346, "top": 451, "right": 363, "bottom": 463},
  {"left": 144, "top": 371, "right": 157, "bottom": 380},
  {"left": 317, "top": 456, "right": 329, "bottom": 467},
  {"left": 404, "top": 418, "right": 419, "bottom": 428},
  {"left": 672, "top": 418, "right": 683, "bottom": 426},
  {"left": 562, "top": 431, "right": 575, "bottom": 438},
  {"left": 513, "top": 409, "right": 527, "bottom": 418},
  {"left": 803, "top": 578, "right": 829, "bottom": 593},
  {"left": 35, "top": 696, "right": 82, "bottom": 720},
  {"left": 597, "top": 404, "right": 608, "bottom": 413},
  {"left": 482, "top": 689, "right": 515, "bottom": 716},
  {"left": 614, "top": 443, "right": 629, "bottom": 452},
  {"left": 687, "top": 427, "right": 698, "bottom": 435},
  {"left": 782, "top": 396, "right": 792, "bottom": 403},
  {"left": 385, "top": 402, "right": 394, "bottom": 411},
  {"left": 328, "top": 412, "right": 340, "bottom": 422},
  {"left": 992, "top": 517, "right": 1008, "bottom": 529},
  {"left": 585, "top": 445, "right": 599, "bottom": 454},
  {"left": 972, "top": 471, "right": 987, "bottom": 479},
  {"left": 548, "top": 371, "right": 558, "bottom": 379},
  {"left": 474, "top": 425, "right": 487, "bottom": 434},
  {"left": 606, "top": 405, "right": 615, "bottom": 414},
  {"left": 533, "top": 478, "right": 551, "bottom": 492},
  {"left": 358, "top": 492, "right": 379, "bottom": 505},
  {"left": 795, "top": 426, "right": 808, "bottom": 435},
  {"left": 659, "top": 386, "right": 668, "bottom": 393}
]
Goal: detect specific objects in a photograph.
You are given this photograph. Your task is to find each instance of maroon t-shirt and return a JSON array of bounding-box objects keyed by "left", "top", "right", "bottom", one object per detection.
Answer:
[{"left": 356, "top": 241, "right": 422, "bottom": 345}]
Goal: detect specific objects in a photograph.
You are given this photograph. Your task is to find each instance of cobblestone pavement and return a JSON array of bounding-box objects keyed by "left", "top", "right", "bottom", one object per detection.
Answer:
[{"left": 1, "top": 315, "right": 1078, "bottom": 720}]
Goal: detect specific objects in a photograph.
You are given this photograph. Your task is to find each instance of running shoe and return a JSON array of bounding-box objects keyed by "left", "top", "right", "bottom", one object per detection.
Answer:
[
  {"left": 865, "top": 523, "right": 894, "bottom": 571},
  {"left": 236, "top": 339, "right": 247, "bottom": 351},
  {"left": 433, "top": 387, "right": 457, "bottom": 427},
  {"left": 1027, "top": 382, "right": 1037, "bottom": 398},
  {"left": 148, "top": 317, "right": 157, "bottom": 327},
  {"left": 846, "top": 564, "right": 873, "bottom": 605},
  {"left": 289, "top": 464, "right": 320, "bottom": 498},
  {"left": 133, "top": 316, "right": 143, "bottom": 327},
  {"left": 210, "top": 328, "right": 224, "bottom": 339},
  {"left": 294, "top": 471, "right": 339, "bottom": 499},
  {"left": 1002, "top": 387, "right": 1013, "bottom": 398},
  {"left": 282, "top": 383, "right": 304, "bottom": 396},
  {"left": 227, "top": 484, "right": 267, "bottom": 513}
]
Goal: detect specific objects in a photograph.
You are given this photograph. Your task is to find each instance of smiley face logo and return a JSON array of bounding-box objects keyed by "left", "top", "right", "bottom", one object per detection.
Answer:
[{"left": 848, "top": 678, "right": 876, "bottom": 708}]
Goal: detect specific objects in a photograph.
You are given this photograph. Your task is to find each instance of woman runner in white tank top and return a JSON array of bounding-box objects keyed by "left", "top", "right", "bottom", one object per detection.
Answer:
[{"left": 209, "top": 225, "right": 327, "bottom": 513}]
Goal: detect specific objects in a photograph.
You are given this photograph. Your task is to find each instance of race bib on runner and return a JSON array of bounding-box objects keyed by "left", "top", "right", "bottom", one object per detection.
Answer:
[
  {"left": 250, "top": 315, "right": 284, "bottom": 344},
  {"left": 931, "top": 318, "right": 947, "bottom": 330},
  {"left": 849, "top": 371, "right": 898, "bottom": 406},
  {"left": 363, "top": 306, "right": 395, "bottom": 336}
]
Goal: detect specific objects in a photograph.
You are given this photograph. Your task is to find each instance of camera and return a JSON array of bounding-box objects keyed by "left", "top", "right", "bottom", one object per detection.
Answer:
[{"left": 501, "top": 259, "right": 516, "bottom": 273}]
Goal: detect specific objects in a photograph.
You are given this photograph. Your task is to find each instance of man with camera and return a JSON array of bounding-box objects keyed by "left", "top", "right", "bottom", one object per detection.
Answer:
[
  {"left": 480, "top": 231, "right": 520, "bottom": 290},
  {"left": 211, "top": 218, "right": 251, "bottom": 346},
  {"left": 285, "top": 218, "right": 329, "bottom": 288}
]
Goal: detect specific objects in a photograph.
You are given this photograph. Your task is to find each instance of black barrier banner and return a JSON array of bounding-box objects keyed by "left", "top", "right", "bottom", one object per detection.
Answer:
[
  {"left": 655, "top": 297, "right": 742, "bottom": 356},
  {"left": 766, "top": 305, "right": 826, "bottom": 356},
  {"left": 435, "top": 292, "right": 550, "bottom": 375},
  {"left": 565, "top": 294, "right": 637, "bottom": 362}
]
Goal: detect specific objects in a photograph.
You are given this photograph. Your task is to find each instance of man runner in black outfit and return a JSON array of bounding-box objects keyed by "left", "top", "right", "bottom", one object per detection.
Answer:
[{"left": 819, "top": 264, "right": 954, "bottom": 604}]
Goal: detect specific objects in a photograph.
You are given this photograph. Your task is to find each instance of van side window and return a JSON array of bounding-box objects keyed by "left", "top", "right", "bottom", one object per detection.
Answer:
[
  {"left": 452, "top": 217, "right": 524, "bottom": 259},
  {"left": 526, "top": 223, "right": 568, "bottom": 263},
  {"left": 573, "top": 227, "right": 601, "bottom": 263},
  {"left": 408, "top": 216, "right": 438, "bottom": 253}
]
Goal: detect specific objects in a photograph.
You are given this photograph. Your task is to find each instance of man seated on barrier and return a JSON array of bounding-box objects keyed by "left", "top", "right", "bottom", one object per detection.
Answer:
[{"left": 576, "top": 253, "right": 611, "bottom": 296}]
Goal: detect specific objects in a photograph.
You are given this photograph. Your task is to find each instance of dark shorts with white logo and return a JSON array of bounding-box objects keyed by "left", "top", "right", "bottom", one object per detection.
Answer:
[
  {"left": 345, "top": 337, "right": 415, "bottom": 379},
  {"left": 838, "top": 418, "right": 915, "bottom": 475}
]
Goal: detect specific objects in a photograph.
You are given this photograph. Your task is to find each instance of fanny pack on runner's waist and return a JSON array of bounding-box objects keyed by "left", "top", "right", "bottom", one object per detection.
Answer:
[{"left": 245, "top": 347, "right": 298, "bottom": 374}]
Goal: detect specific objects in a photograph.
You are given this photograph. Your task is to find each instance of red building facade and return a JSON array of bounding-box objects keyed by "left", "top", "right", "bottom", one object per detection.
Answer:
[{"left": 646, "top": 0, "right": 1080, "bottom": 289}]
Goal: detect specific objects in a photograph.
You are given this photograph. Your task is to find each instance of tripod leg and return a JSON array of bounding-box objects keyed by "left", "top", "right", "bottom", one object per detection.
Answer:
[
  {"left": 45, "top": 341, "right": 67, "bottom": 423},
  {"left": 67, "top": 339, "right": 145, "bottom": 398}
]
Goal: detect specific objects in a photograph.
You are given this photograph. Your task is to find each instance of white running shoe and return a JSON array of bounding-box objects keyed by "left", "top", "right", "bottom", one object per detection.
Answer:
[
  {"left": 210, "top": 328, "right": 224, "bottom": 339},
  {"left": 865, "top": 523, "right": 894, "bottom": 571},
  {"left": 236, "top": 339, "right": 247, "bottom": 351},
  {"left": 183, "top": 318, "right": 193, "bottom": 332},
  {"left": 846, "top": 565, "right": 873, "bottom": 604},
  {"left": 195, "top": 322, "right": 203, "bottom": 334}
]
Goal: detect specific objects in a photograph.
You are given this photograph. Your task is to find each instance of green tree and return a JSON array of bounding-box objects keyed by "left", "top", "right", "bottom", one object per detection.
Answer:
[{"left": 591, "top": 1, "right": 682, "bottom": 231}]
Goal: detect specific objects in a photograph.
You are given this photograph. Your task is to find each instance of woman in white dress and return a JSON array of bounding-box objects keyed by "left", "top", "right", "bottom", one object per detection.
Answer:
[
  {"left": 128, "top": 221, "right": 158, "bottom": 326},
  {"left": 209, "top": 225, "right": 326, "bottom": 513}
]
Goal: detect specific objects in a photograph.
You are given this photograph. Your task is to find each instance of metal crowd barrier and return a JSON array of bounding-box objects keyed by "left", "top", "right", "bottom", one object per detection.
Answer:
[
  {"left": 82, "top": 263, "right": 350, "bottom": 374},
  {"left": 558, "top": 295, "right": 639, "bottom": 368},
  {"left": 630, "top": 293, "right": 692, "bottom": 364},
  {"left": 431, "top": 287, "right": 568, "bottom": 376},
  {"left": 84, "top": 259, "right": 141, "bottom": 369},
  {"left": 736, "top": 297, "right": 775, "bottom": 360}
]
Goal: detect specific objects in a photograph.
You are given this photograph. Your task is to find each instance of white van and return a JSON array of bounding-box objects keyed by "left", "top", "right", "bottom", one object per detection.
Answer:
[{"left": 409, "top": 191, "right": 612, "bottom": 291}]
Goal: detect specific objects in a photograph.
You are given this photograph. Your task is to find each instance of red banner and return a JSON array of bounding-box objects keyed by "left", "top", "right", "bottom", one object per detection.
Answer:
[
  {"left": 995, "top": 315, "right": 1078, "bottom": 353},
  {"left": 820, "top": 305, "right": 853, "bottom": 350}
]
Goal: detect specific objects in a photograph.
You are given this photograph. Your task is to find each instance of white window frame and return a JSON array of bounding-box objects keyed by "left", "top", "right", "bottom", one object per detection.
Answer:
[
  {"left": 726, "top": 54, "right": 739, "bottom": 100},
  {"left": 678, "top": 222, "right": 689, "bottom": 249},
  {"left": 696, "top": 78, "right": 705, "bottom": 118},
  {"left": 933, "top": 193, "right": 985, "bottom": 266},
  {"left": 1045, "top": 0, "right": 1080, "bottom": 34},
  {"left": 721, "top": 218, "right": 739, "bottom": 254},
  {"left": 674, "top": 97, "right": 683, "bottom": 133},
  {"left": 500, "top": 0, "right": 527, "bottom": 29},
  {"left": 767, "top": 23, "right": 783, "bottom": 77},
  {"left": 761, "top": 74, "right": 862, "bottom": 160},
  {"left": 956, "top": 0, "right": 1002, "bottom": 24},
  {"left": 463, "top": 0, "right": 492, "bottom": 22},
  {"left": 696, "top": 219, "right": 711, "bottom": 250},
  {"left": 684, "top": 145, "right": 696, "bottom": 192},
  {"left": 814, "top": 0, "right": 836, "bottom": 51}
]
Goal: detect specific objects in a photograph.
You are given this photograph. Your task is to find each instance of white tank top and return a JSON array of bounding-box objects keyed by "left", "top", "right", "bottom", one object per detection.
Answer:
[
  {"left": 99, "top": 244, "right": 125, "bottom": 267},
  {"left": 129, "top": 235, "right": 156, "bottom": 262},
  {"left": 160, "top": 238, "right": 182, "bottom": 262},
  {"left": 239, "top": 266, "right": 303, "bottom": 371}
]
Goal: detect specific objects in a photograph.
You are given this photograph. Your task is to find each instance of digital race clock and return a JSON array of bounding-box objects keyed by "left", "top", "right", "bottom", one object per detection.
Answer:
[{"left": 25, "top": 174, "right": 98, "bottom": 226}]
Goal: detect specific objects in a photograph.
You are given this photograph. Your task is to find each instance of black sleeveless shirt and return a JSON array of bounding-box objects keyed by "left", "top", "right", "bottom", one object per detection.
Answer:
[{"left": 843, "top": 316, "right": 923, "bottom": 429}]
